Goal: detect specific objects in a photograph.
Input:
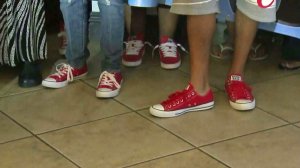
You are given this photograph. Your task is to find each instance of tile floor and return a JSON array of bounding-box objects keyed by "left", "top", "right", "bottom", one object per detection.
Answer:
[{"left": 1, "top": 33, "right": 300, "bottom": 168}]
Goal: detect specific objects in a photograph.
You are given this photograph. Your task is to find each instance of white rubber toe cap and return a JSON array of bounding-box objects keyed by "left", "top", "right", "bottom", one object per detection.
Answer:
[{"left": 152, "top": 104, "right": 164, "bottom": 111}]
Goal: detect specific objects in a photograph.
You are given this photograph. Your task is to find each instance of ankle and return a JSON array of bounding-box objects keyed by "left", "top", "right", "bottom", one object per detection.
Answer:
[{"left": 190, "top": 82, "right": 210, "bottom": 96}]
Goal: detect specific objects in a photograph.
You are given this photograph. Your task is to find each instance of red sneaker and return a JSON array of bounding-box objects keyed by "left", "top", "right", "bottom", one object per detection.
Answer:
[
  {"left": 122, "top": 34, "right": 145, "bottom": 67},
  {"left": 96, "top": 71, "right": 123, "bottom": 98},
  {"left": 42, "top": 63, "right": 87, "bottom": 88},
  {"left": 154, "top": 36, "right": 186, "bottom": 69},
  {"left": 225, "top": 74, "right": 255, "bottom": 110},
  {"left": 150, "top": 83, "right": 214, "bottom": 118}
]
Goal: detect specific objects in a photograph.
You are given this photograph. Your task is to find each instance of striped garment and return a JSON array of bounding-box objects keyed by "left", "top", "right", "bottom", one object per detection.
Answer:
[{"left": 0, "top": 0, "right": 47, "bottom": 67}]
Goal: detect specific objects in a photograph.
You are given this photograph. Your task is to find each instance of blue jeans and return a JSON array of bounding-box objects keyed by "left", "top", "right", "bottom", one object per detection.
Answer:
[{"left": 60, "top": 0, "right": 124, "bottom": 72}]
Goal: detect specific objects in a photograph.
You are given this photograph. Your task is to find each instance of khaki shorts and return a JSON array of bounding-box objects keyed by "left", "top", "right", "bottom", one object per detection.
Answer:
[{"left": 171, "top": 0, "right": 276, "bottom": 22}]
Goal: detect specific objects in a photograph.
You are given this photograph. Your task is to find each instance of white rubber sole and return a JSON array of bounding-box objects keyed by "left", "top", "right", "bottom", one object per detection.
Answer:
[
  {"left": 122, "top": 59, "right": 142, "bottom": 67},
  {"left": 42, "top": 73, "right": 87, "bottom": 89},
  {"left": 161, "top": 60, "right": 181, "bottom": 69},
  {"left": 149, "top": 101, "right": 214, "bottom": 118},
  {"left": 229, "top": 99, "right": 255, "bottom": 111},
  {"left": 96, "top": 89, "right": 120, "bottom": 98}
]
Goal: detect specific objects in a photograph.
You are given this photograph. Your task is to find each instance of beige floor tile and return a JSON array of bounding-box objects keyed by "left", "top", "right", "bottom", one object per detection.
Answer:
[
  {"left": 0, "top": 137, "right": 76, "bottom": 168},
  {"left": 202, "top": 125, "right": 300, "bottom": 168},
  {"left": 0, "top": 77, "right": 43, "bottom": 97},
  {"left": 128, "top": 149, "right": 227, "bottom": 168},
  {"left": 138, "top": 92, "right": 286, "bottom": 147},
  {"left": 0, "top": 66, "right": 19, "bottom": 97},
  {"left": 253, "top": 75, "right": 300, "bottom": 123},
  {"left": 39, "top": 113, "right": 192, "bottom": 168},
  {"left": 243, "top": 55, "right": 300, "bottom": 85},
  {"left": 0, "top": 113, "right": 31, "bottom": 143},
  {"left": 0, "top": 82, "right": 130, "bottom": 134},
  {"left": 85, "top": 65, "right": 194, "bottom": 110}
]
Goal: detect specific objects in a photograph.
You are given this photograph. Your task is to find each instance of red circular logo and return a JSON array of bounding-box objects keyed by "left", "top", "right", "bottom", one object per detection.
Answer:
[{"left": 257, "top": 0, "right": 275, "bottom": 8}]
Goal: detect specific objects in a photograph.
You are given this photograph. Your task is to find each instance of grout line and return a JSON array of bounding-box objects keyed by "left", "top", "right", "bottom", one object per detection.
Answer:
[
  {"left": 197, "top": 148, "right": 231, "bottom": 168},
  {"left": 250, "top": 72, "right": 300, "bottom": 86},
  {"left": 35, "top": 136, "right": 81, "bottom": 168},
  {"left": 37, "top": 111, "right": 134, "bottom": 135},
  {"left": 256, "top": 106, "right": 291, "bottom": 123},
  {"left": 0, "top": 110, "right": 81, "bottom": 168},
  {"left": 0, "top": 87, "right": 43, "bottom": 98},
  {"left": 0, "top": 136, "right": 32, "bottom": 145},
  {"left": 123, "top": 149, "right": 196, "bottom": 168},
  {"left": 133, "top": 110, "right": 196, "bottom": 148},
  {"left": 198, "top": 123, "right": 291, "bottom": 148},
  {"left": 293, "top": 123, "right": 300, "bottom": 128}
]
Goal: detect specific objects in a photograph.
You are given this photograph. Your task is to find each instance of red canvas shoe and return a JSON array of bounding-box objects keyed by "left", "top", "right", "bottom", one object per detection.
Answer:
[
  {"left": 150, "top": 83, "right": 214, "bottom": 118},
  {"left": 225, "top": 74, "right": 255, "bottom": 110},
  {"left": 122, "top": 34, "right": 145, "bottom": 67},
  {"left": 42, "top": 63, "right": 88, "bottom": 88},
  {"left": 154, "top": 36, "right": 186, "bottom": 69},
  {"left": 96, "top": 71, "right": 123, "bottom": 98}
]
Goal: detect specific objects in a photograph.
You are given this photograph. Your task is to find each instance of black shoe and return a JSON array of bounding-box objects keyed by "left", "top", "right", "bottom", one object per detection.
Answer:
[{"left": 18, "top": 62, "right": 42, "bottom": 88}]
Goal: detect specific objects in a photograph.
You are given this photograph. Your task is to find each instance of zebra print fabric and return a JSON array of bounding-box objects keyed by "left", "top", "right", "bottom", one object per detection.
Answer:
[{"left": 0, "top": 0, "right": 47, "bottom": 67}]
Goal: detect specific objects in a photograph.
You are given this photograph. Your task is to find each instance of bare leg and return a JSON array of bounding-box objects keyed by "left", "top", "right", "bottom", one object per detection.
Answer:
[
  {"left": 188, "top": 14, "right": 216, "bottom": 95},
  {"left": 158, "top": 6, "right": 178, "bottom": 38},
  {"left": 229, "top": 9, "right": 257, "bottom": 75}
]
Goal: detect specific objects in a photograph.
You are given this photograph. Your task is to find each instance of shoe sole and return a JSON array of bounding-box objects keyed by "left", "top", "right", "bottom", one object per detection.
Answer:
[
  {"left": 96, "top": 89, "right": 120, "bottom": 98},
  {"left": 161, "top": 61, "right": 181, "bottom": 69},
  {"left": 229, "top": 99, "right": 255, "bottom": 111},
  {"left": 122, "top": 59, "right": 142, "bottom": 67},
  {"left": 42, "top": 73, "right": 87, "bottom": 89},
  {"left": 96, "top": 80, "right": 123, "bottom": 98},
  {"left": 149, "top": 101, "right": 214, "bottom": 118}
]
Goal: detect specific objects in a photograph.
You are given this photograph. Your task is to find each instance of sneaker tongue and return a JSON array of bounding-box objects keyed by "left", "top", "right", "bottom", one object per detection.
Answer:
[
  {"left": 230, "top": 75, "right": 242, "bottom": 81},
  {"left": 160, "top": 36, "right": 173, "bottom": 43}
]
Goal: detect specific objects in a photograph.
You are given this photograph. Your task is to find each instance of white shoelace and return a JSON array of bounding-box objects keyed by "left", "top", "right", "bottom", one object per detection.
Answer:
[
  {"left": 153, "top": 41, "right": 188, "bottom": 58},
  {"left": 98, "top": 71, "right": 121, "bottom": 89},
  {"left": 124, "top": 40, "right": 152, "bottom": 55},
  {"left": 53, "top": 63, "right": 74, "bottom": 82}
]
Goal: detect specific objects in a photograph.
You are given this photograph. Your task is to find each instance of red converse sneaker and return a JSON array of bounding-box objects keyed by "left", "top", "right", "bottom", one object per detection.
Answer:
[
  {"left": 150, "top": 83, "right": 214, "bottom": 118},
  {"left": 225, "top": 74, "right": 255, "bottom": 111},
  {"left": 96, "top": 71, "right": 123, "bottom": 98},
  {"left": 154, "top": 36, "right": 186, "bottom": 69},
  {"left": 42, "top": 63, "right": 87, "bottom": 88},
  {"left": 122, "top": 34, "right": 145, "bottom": 67},
  {"left": 58, "top": 22, "right": 67, "bottom": 55}
]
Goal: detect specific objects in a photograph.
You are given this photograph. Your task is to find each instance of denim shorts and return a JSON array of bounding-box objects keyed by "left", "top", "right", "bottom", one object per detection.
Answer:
[{"left": 170, "top": 0, "right": 276, "bottom": 22}]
